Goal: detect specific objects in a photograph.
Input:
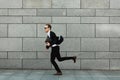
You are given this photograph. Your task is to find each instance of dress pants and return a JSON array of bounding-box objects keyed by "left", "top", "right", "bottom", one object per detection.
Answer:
[{"left": 51, "top": 46, "right": 74, "bottom": 72}]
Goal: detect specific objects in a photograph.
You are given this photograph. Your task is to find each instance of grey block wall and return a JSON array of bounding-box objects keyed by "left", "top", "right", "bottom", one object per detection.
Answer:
[{"left": 0, "top": 0, "right": 120, "bottom": 70}]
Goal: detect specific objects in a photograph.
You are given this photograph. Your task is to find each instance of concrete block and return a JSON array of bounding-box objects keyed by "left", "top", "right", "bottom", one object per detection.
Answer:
[
  {"left": 0, "top": 9, "right": 7, "bottom": 15},
  {"left": 52, "top": 0, "right": 80, "bottom": 8},
  {"left": 81, "top": 0, "right": 109, "bottom": 8},
  {"left": 110, "top": 39, "right": 120, "bottom": 51},
  {"left": 9, "top": 9, "right": 36, "bottom": 16},
  {"left": 110, "top": 17, "right": 120, "bottom": 23},
  {"left": 8, "top": 24, "right": 36, "bottom": 37},
  {"left": 81, "top": 17, "right": 109, "bottom": 23},
  {"left": 23, "top": 38, "right": 49, "bottom": 51},
  {"left": 67, "top": 9, "right": 95, "bottom": 16},
  {"left": 0, "top": 24, "right": 7, "bottom": 37},
  {"left": 0, "top": 17, "right": 22, "bottom": 23},
  {"left": 0, "top": 0, "right": 22, "bottom": 8},
  {"left": 0, "top": 38, "right": 22, "bottom": 51},
  {"left": 37, "top": 52, "right": 50, "bottom": 59},
  {"left": 53, "top": 59, "right": 80, "bottom": 69},
  {"left": 0, "top": 59, "right": 21, "bottom": 69},
  {"left": 96, "top": 52, "right": 120, "bottom": 59},
  {"left": 81, "top": 59, "right": 109, "bottom": 69},
  {"left": 67, "top": 52, "right": 95, "bottom": 59},
  {"left": 67, "top": 24, "right": 95, "bottom": 37},
  {"left": 23, "top": 59, "right": 51, "bottom": 69},
  {"left": 96, "top": 9, "right": 120, "bottom": 16},
  {"left": 61, "top": 38, "right": 80, "bottom": 51},
  {"left": 8, "top": 52, "right": 36, "bottom": 59},
  {"left": 23, "top": 0, "right": 51, "bottom": 8},
  {"left": 81, "top": 38, "right": 109, "bottom": 51},
  {"left": 23, "top": 17, "right": 51, "bottom": 23},
  {"left": 37, "top": 24, "right": 66, "bottom": 37},
  {"left": 96, "top": 24, "right": 120, "bottom": 37},
  {"left": 0, "top": 52, "right": 7, "bottom": 58},
  {"left": 37, "top": 9, "right": 66, "bottom": 16},
  {"left": 110, "top": 59, "right": 120, "bottom": 70},
  {"left": 110, "top": 0, "right": 120, "bottom": 8},
  {"left": 52, "top": 17, "right": 80, "bottom": 23}
]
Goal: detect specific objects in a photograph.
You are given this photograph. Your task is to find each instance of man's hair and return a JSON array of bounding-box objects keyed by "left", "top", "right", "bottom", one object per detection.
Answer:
[{"left": 46, "top": 24, "right": 52, "bottom": 29}]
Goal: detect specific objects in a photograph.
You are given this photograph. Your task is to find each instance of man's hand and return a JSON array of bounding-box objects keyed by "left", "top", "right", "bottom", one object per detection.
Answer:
[{"left": 46, "top": 42, "right": 50, "bottom": 46}]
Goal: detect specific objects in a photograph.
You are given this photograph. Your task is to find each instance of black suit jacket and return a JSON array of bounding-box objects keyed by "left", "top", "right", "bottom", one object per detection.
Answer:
[{"left": 45, "top": 31, "right": 58, "bottom": 48}]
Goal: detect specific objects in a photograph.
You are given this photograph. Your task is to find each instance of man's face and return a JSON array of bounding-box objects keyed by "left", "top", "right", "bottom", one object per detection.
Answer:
[{"left": 44, "top": 25, "right": 50, "bottom": 33}]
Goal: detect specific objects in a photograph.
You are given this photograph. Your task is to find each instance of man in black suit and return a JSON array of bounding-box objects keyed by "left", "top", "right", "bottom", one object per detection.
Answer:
[{"left": 44, "top": 24, "right": 76, "bottom": 75}]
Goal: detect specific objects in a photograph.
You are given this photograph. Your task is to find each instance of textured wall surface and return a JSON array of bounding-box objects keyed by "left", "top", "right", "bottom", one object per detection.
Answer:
[{"left": 0, "top": 0, "right": 120, "bottom": 70}]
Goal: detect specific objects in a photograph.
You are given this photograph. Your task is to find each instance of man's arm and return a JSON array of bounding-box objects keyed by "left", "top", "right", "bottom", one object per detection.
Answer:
[
  {"left": 45, "top": 37, "right": 51, "bottom": 49},
  {"left": 50, "top": 31, "right": 57, "bottom": 46}
]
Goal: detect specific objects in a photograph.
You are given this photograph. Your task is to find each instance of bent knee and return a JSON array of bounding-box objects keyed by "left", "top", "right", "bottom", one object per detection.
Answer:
[{"left": 57, "top": 58, "right": 62, "bottom": 62}]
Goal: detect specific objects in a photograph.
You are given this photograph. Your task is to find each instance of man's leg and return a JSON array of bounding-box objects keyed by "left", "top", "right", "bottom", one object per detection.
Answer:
[
  {"left": 51, "top": 47, "right": 62, "bottom": 73},
  {"left": 56, "top": 46, "right": 76, "bottom": 62}
]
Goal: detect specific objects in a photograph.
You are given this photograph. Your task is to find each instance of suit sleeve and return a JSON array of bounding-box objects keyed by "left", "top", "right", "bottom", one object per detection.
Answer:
[{"left": 50, "top": 32, "right": 57, "bottom": 46}]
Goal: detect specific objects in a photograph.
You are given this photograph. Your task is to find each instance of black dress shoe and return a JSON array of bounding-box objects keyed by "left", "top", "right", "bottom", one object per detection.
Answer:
[
  {"left": 54, "top": 72, "right": 62, "bottom": 75},
  {"left": 73, "top": 56, "right": 77, "bottom": 63}
]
